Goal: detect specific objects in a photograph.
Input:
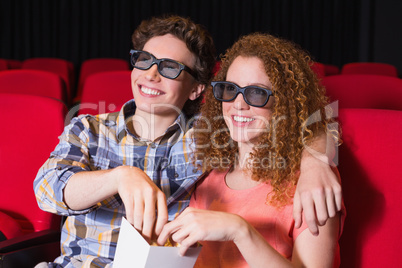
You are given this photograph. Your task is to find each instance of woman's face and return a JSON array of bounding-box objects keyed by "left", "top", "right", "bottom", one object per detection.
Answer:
[{"left": 222, "top": 56, "right": 275, "bottom": 145}]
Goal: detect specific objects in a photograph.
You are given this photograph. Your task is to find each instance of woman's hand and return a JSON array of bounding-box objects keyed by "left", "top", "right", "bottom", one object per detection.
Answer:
[{"left": 157, "top": 207, "right": 246, "bottom": 256}]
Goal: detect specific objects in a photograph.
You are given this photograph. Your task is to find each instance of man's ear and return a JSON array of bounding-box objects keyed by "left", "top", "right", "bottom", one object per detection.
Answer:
[{"left": 189, "top": 83, "right": 205, "bottom": 101}]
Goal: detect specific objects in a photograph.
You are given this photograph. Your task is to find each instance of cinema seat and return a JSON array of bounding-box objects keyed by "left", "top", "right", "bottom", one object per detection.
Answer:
[
  {"left": 6, "top": 59, "right": 22, "bottom": 69},
  {"left": 22, "top": 58, "right": 74, "bottom": 103},
  {"left": 75, "top": 58, "right": 129, "bottom": 102},
  {"left": 311, "top": 62, "right": 326, "bottom": 79},
  {"left": 341, "top": 62, "right": 398, "bottom": 77},
  {"left": 322, "top": 74, "right": 402, "bottom": 110},
  {"left": 0, "top": 93, "right": 66, "bottom": 267},
  {"left": 78, "top": 70, "right": 132, "bottom": 115},
  {"left": 0, "top": 59, "right": 8, "bottom": 71},
  {"left": 338, "top": 108, "right": 402, "bottom": 267},
  {"left": 0, "top": 69, "right": 67, "bottom": 102},
  {"left": 324, "top": 64, "right": 340, "bottom": 76}
]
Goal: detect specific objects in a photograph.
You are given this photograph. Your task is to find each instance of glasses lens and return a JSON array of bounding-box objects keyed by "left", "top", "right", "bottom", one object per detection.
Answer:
[
  {"left": 214, "top": 82, "right": 238, "bottom": 100},
  {"left": 159, "top": 60, "right": 181, "bottom": 79},
  {"left": 244, "top": 87, "right": 269, "bottom": 106},
  {"left": 132, "top": 51, "right": 153, "bottom": 69}
]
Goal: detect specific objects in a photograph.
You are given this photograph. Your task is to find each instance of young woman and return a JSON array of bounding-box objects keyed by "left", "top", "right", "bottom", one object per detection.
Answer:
[{"left": 158, "top": 33, "right": 345, "bottom": 267}]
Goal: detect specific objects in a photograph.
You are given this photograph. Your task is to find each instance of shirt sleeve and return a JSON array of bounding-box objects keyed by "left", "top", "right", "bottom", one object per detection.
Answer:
[{"left": 33, "top": 116, "right": 99, "bottom": 216}]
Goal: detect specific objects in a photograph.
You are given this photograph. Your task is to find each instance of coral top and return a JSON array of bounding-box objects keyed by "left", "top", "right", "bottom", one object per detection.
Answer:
[{"left": 190, "top": 169, "right": 345, "bottom": 268}]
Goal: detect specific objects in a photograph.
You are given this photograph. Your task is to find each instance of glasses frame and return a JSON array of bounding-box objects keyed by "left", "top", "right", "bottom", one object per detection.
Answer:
[
  {"left": 211, "top": 81, "right": 274, "bottom": 107},
  {"left": 130, "top": 49, "right": 197, "bottom": 80}
]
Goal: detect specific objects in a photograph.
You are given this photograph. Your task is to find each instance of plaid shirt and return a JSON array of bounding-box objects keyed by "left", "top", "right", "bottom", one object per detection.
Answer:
[{"left": 34, "top": 100, "right": 202, "bottom": 267}]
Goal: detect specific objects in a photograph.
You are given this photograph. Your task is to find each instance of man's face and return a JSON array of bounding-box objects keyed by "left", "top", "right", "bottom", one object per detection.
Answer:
[{"left": 131, "top": 34, "right": 202, "bottom": 119}]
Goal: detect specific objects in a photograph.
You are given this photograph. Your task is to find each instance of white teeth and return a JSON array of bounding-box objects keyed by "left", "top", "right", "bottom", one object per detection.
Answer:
[
  {"left": 233, "top": 116, "right": 255, "bottom": 123},
  {"left": 141, "top": 87, "right": 161, "bottom": 96}
]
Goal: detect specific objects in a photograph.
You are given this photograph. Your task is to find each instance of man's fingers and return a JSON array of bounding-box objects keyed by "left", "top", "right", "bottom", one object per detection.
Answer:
[
  {"left": 133, "top": 196, "right": 144, "bottom": 233},
  {"left": 334, "top": 186, "right": 343, "bottom": 212},
  {"left": 154, "top": 192, "right": 168, "bottom": 236},
  {"left": 313, "top": 191, "right": 329, "bottom": 226},
  {"left": 293, "top": 193, "right": 303, "bottom": 229},
  {"left": 142, "top": 199, "right": 156, "bottom": 242},
  {"left": 325, "top": 189, "right": 337, "bottom": 218},
  {"left": 301, "top": 196, "right": 319, "bottom": 236},
  {"left": 123, "top": 197, "right": 135, "bottom": 226}
]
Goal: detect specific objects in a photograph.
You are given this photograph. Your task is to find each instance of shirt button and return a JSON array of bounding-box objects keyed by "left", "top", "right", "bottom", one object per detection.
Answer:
[
  {"left": 174, "top": 173, "right": 179, "bottom": 178},
  {"left": 150, "top": 143, "right": 156, "bottom": 149}
]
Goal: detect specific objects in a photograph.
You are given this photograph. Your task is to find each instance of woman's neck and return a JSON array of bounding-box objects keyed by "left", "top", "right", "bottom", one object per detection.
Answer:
[
  {"left": 236, "top": 141, "right": 254, "bottom": 168},
  {"left": 226, "top": 142, "right": 261, "bottom": 190}
]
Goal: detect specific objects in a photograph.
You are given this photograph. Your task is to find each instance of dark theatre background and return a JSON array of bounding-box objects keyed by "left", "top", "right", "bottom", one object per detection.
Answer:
[{"left": 1, "top": 0, "right": 401, "bottom": 79}]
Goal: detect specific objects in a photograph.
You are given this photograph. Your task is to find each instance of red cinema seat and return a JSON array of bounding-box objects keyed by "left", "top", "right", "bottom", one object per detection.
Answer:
[
  {"left": 322, "top": 74, "right": 402, "bottom": 110},
  {"left": 341, "top": 62, "right": 398, "bottom": 77},
  {"left": 0, "top": 93, "right": 66, "bottom": 237},
  {"left": 0, "top": 213, "right": 23, "bottom": 240},
  {"left": 213, "top": 60, "right": 221, "bottom": 76},
  {"left": 338, "top": 108, "right": 402, "bottom": 267},
  {"left": 311, "top": 62, "right": 326, "bottom": 79},
  {"left": 67, "top": 61, "right": 75, "bottom": 96},
  {"left": 75, "top": 58, "right": 129, "bottom": 102},
  {"left": 22, "top": 58, "right": 74, "bottom": 103},
  {"left": 0, "top": 93, "right": 66, "bottom": 266},
  {"left": 78, "top": 70, "right": 132, "bottom": 115},
  {"left": 0, "top": 59, "right": 8, "bottom": 71},
  {"left": 0, "top": 69, "right": 66, "bottom": 102},
  {"left": 324, "top": 64, "right": 340, "bottom": 76},
  {"left": 6, "top": 59, "right": 22, "bottom": 69}
]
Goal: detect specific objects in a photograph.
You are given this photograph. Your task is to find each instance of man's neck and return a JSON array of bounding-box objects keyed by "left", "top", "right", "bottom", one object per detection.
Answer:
[{"left": 132, "top": 111, "right": 180, "bottom": 141}]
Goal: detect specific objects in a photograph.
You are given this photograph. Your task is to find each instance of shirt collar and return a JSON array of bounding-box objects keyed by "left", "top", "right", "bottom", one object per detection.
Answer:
[{"left": 116, "top": 99, "right": 189, "bottom": 142}]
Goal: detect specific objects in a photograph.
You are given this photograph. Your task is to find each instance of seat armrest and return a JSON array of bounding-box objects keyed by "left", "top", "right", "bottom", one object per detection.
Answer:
[
  {"left": 0, "top": 230, "right": 61, "bottom": 268},
  {"left": 0, "top": 229, "right": 60, "bottom": 253}
]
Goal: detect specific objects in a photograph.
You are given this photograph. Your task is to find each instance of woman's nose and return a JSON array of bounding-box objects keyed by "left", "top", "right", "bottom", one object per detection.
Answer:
[{"left": 233, "top": 93, "right": 249, "bottom": 110}]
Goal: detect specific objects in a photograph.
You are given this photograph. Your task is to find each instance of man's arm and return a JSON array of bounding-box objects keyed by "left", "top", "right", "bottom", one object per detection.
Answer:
[
  {"left": 63, "top": 166, "right": 168, "bottom": 241},
  {"left": 294, "top": 132, "right": 342, "bottom": 235},
  {"left": 34, "top": 117, "right": 168, "bottom": 242}
]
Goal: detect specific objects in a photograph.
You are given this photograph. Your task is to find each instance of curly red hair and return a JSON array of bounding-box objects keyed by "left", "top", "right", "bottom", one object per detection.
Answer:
[{"left": 193, "top": 33, "right": 340, "bottom": 206}]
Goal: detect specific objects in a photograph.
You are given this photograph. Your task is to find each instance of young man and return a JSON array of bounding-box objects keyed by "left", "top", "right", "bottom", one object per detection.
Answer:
[{"left": 34, "top": 15, "right": 341, "bottom": 267}]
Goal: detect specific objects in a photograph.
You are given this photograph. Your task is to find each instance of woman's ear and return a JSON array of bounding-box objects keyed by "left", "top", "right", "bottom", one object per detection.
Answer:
[{"left": 189, "top": 83, "right": 205, "bottom": 100}]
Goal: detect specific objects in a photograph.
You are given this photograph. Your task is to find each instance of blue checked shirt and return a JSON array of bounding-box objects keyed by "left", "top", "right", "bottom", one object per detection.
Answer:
[{"left": 34, "top": 100, "right": 202, "bottom": 267}]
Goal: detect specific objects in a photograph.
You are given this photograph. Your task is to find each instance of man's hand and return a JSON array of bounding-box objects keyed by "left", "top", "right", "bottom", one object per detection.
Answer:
[
  {"left": 293, "top": 154, "right": 342, "bottom": 236},
  {"left": 64, "top": 165, "right": 168, "bottom": 242},
  {"left": 116, "top": 166, "right": 168, "bottom": 242}
]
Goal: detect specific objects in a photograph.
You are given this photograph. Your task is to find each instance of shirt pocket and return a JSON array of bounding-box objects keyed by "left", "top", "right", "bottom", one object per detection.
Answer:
[
  {"left": 89, "top": 154, "right": 122, "bottom": 171},
  {"left": 166, "top": 162, "right": 199, "bottom": 182}
]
